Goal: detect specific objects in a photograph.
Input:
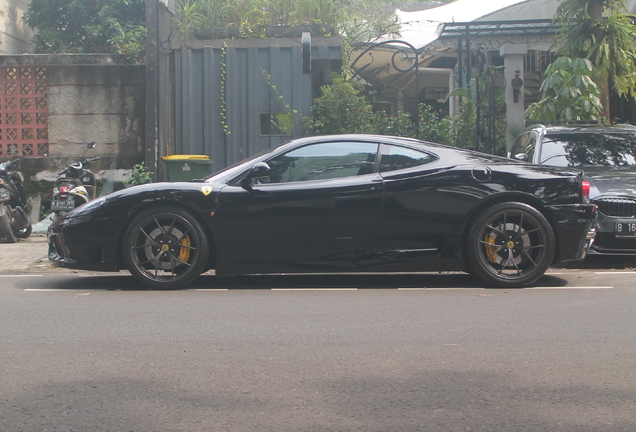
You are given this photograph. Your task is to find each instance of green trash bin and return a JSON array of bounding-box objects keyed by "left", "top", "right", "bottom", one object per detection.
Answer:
[{"left": 162, "top": 155, "right": 211, "bottom": 182}]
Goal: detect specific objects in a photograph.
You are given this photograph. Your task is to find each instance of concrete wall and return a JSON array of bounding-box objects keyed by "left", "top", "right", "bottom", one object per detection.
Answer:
[
  {"left": 31, "top": 64, "right": 146, "bottom": 191},
  {"left": 0, "top": 56, "right": 146, "bottom": 221},
  {"left": 46, "top": 65, "right": 145, "bottom": 163},
  {"left": 0, "top": 0, "right": 34, "bottom": 54}
]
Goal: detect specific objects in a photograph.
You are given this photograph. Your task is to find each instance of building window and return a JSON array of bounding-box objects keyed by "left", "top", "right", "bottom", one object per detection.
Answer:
[{"left": 0, "top": 67, "right": 49, "bottom": 157}]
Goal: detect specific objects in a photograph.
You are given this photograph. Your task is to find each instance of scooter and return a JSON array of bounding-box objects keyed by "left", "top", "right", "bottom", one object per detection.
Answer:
[
  {"left": 0, "top": 159, "right": 31, "bottom": 242},
  {"left": 51, "top": 142, "right": 99, "bottom": 222}
]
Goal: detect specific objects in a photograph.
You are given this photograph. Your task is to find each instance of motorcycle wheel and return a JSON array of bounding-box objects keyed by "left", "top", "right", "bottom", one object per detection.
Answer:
[
  {"left": 12, "top": 206, "right": 32, "bottom": 238},
  {"left": 0, "top": 212, "right": 17, "bottom": 243},
  {"left": 14, "top": 223, "right": 32, "bottom": 239}
]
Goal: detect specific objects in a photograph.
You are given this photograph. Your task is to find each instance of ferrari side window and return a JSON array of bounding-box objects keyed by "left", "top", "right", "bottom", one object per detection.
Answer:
[
  {"left": 379, "top": 146, "right": 435, "bottom": 172},
  {"left": 266, "top": 142, "right": 378, "bottom": 183}
]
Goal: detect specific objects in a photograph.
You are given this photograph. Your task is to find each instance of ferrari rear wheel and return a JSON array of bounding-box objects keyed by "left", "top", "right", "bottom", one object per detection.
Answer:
[
  {"left": 467, "top": 202, "right": 555, "bottom": 288},
  {"left": 123, "top": 206, "right": 209, "bottom": 289}
]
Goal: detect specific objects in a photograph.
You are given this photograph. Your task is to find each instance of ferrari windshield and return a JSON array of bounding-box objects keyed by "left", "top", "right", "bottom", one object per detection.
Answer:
[{"left": 540, "top": 133, "right": 636, "bottom": 167}]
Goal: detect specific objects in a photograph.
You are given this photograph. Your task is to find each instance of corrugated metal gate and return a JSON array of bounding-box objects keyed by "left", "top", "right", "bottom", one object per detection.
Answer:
[{"left": 173, "top": 38, "right": 341, "bottom": 174}]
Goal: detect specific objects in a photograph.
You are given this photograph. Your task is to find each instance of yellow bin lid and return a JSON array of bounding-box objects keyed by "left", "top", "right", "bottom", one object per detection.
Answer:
[{"left": 162, "top": 154, "right": 210, "bottom": 160}]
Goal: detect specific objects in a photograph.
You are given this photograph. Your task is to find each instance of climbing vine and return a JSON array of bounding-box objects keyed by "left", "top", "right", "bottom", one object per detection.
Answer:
[{"left": 219, "top": 44, "right": 231, "bottom": 136}]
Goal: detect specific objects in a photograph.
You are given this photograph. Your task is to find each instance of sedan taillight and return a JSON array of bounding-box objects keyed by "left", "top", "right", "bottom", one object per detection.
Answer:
[{"left": 582, "top": 180, "right": 591, "bottom": 201}]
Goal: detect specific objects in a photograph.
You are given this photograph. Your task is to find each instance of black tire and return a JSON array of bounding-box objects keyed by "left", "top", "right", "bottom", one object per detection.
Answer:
[
  {"left": 0, "top": 211, "right": 17, "bottom": 243},
  {"left": 466, "top": 202, "right": 555, "bottom": 288},
  {"left": 123, "top": 206, "right": 209, "bottom": 289},
  {"left": 11, "top": 206, "right": 32, "bottom": 239},
  {"left": 14, "top": 223, "right": 32, "bottom": 239}
]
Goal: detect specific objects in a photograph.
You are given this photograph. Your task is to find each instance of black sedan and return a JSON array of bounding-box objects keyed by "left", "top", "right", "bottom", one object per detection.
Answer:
[
  {"left": 510, "top": 124, "right": 636, "bottom": 255},
  {"left": 49, "top": 135, "right": 596, "bottom": 289}
]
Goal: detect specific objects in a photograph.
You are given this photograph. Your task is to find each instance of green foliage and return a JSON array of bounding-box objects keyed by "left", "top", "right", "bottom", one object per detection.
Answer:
[
  {"left": 446, "top": 86, "right": 507, "bottom": 155},
  {"left": 309, "top": 75, "right": 454, "bottom": 145},
  {"left": 124, "top": 162, "right": 154, "bottom": 187},
  {"left": 555, "top": 0, "right": 636, "bottom": 99},
  {"left": 175, "top": 0, "right": 404, "bottom": 44},
  {"left": 525, "top": 57, "right": 604, "bottom": 122},
  {"left": 447, "top": 88, "right": 477, "bottom": 149},
  {"left": 309, "top": 75, "right": 375, "bottom": 135},
  {"left": 22, "top": 0, "right": 146, "bottom": 59},
  {"left": 371, "top": 104, "right": 451, "bottom": 144},
  {"left": 174, "top": 0, "right": 208, "bottom": 40},
  {"left": 109, "top": 21, "right": 147, "bottom": 63}
]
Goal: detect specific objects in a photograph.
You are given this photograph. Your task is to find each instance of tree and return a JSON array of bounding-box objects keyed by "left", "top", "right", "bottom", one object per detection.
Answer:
[
  {"left": 22, "top": 0, "right": 146, "bottom": 59},
  {"left": 525, "top": 57, "right": 604, "bottom": 122},
  {"left": 554, "top": 0, "right": 636, "bottom": 120}
]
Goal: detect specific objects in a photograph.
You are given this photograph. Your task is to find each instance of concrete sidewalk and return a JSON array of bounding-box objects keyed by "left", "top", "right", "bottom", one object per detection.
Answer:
[{"left": 0, "top": 234, "right": 50, "bottom": 272}]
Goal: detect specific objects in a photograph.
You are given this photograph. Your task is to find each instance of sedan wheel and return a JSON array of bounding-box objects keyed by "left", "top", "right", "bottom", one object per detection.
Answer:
[
  {"left": 123, "top": 207, "right": 209, "bottom": 289},
  {"left": 467, "top": 202, "right": 555, "bottom": 288}
]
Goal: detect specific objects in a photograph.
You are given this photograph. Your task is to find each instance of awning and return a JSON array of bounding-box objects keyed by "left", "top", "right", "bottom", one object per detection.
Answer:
[
  {"left": 478, "top": 0, "right": 636, "bottom": 21},
  {"left": 393, "top": 0, "right": 527, "bottom": 50}
]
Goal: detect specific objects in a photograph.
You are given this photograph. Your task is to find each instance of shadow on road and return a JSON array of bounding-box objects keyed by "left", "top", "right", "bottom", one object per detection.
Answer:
[
  {"left": 557, "top": 254, "right": 636, "bottom": 270},
  {"left": 28, "top": 270, "right": 571, "bottom": 291}
]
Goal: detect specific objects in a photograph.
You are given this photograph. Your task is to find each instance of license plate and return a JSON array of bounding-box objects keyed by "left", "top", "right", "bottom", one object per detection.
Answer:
[
  {"left": 51, "top": 200, "right": 75, "bottom": 211},
  {"left": 0, "top": 190, "right": 9, "bottom": 203},
  {"left": 615, "top": 222, "right": 636, "bottom": 237}
]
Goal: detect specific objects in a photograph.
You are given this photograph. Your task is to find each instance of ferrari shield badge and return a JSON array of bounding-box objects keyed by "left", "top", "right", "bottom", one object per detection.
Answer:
[{"left": 201, "top": 186, "right": 213, "bottom": 196}]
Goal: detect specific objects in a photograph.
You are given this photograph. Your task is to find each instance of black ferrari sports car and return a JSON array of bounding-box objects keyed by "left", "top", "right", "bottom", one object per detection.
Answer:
[{"left": 48, "top": 134, "right": 596, "bottom": 289}]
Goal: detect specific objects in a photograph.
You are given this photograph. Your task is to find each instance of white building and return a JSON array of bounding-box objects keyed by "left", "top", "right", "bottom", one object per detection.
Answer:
[{"left": 1, "top": 0, "right": 34, "bottom": 54}]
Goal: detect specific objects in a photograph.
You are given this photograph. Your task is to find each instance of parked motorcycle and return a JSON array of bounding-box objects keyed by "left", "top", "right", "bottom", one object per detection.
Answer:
[
  {"left": 51, "top": 142, "right": 99, "bottom": 222},
  {"left": 0, "top": 159, "right": 31, "bottom": 242}
]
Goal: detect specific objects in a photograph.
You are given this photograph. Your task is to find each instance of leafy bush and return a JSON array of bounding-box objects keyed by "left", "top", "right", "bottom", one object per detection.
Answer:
[
  {"left": 175, "top": 0, "right": 403, "bottom": 44},
  {"left": 371, "top": 104, "right": 451, "bottom": 144},
  {"left": 124, "top": 162, "right": 154, "bottom": 187},
  {"left": 525, "top": 57, "right": 604, "bottom": 123},
  {"left": 309, "top": 75, "right": 375, "bottom": 135},
  {"left": 309, "top": 74, "right": 454, "bottom": 146},
  {"left": 23, "top": 0, "right": 146, "bottom": 60}
]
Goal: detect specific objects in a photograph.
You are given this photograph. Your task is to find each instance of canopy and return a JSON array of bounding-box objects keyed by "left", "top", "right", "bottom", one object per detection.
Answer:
[
  {"left": 396, "top": 0, "right": 527, "bottom": 49},
  {"left": 479, "top": 0, "right": 636, "bottom": 21},
  {"left": 351, "top": 0, "right": 636, "bottom": 113}
]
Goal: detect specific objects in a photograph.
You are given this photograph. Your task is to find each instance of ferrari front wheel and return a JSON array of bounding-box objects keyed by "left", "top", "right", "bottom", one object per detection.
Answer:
[
  {"left": 466, "top": 202, "right": 555, "bottom": 288},
  {"left": 123, "top": 206, "right": 209, "bottom": 289}
]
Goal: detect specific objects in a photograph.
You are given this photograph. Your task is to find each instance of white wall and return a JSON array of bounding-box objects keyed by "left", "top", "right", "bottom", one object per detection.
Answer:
[{"left": 0, "top": 0, "right": 34, "bottom": 54}]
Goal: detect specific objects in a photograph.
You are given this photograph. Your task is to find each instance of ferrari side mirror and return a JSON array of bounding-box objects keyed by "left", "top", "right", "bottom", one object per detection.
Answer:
[{"left": 241, "top": 162, "right": 271, "bottom": 190}]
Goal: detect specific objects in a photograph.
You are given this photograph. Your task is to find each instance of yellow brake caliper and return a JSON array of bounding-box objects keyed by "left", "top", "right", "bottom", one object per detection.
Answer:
[
  {"left": 485, "top": 235, "right": 499, "bottom": 263},
  {"left": 179, "top": 235, "right": 191, "bottom": 262}
]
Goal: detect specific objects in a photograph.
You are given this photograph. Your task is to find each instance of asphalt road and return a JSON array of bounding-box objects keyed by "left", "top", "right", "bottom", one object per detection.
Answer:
[{"left": 2, "top": 270, "right": 636, "bottom": 432}]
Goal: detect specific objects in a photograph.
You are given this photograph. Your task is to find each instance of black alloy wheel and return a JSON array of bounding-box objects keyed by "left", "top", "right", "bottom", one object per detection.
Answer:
[
  {"left": 467, "top": 202, "right": 555, "bottom": 288},
  {"left": 123, "top": 206, "right": 209, "bottom": 289}
]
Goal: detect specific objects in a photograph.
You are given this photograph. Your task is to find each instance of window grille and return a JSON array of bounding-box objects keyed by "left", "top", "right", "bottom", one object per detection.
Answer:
[{"left": 0, "top": 66, "right": 49, "bottom": 157}]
